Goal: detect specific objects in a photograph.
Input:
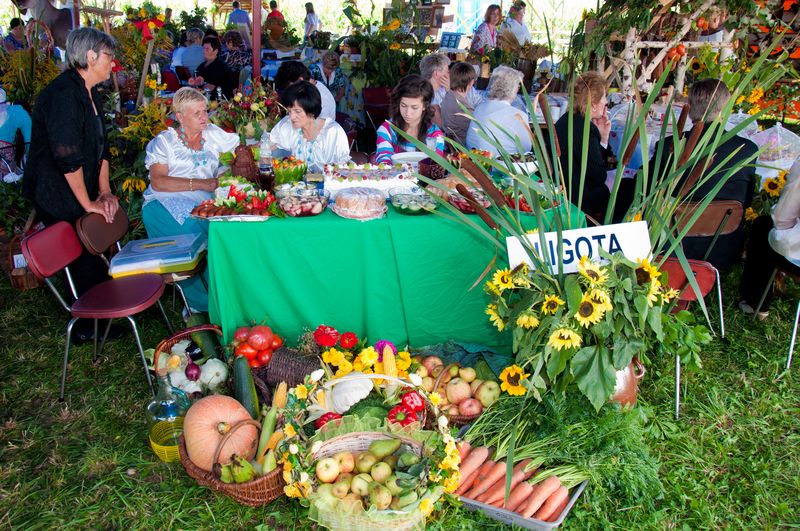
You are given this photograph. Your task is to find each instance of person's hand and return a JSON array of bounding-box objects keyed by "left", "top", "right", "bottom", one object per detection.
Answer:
[
  {"left": 86, "top": 197, "right": 115, "bottom": 224},
  {"left": 593, "top": 115, "right": 611, "bottom": 145},
  {"left": 200, "top": 177, "right": 218, "bottom": 192},
  {"left": 98, "top": 192, "right": 120, "bottom": 222}
]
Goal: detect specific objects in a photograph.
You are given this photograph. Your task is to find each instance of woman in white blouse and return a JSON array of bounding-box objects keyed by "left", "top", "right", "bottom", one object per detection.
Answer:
[
  {"left": 304, "top": 3, "right": 321, "bottom": 45},
  {"left": 269, "top": 80, "right": 350, "bottom": 172},
  {"left": 142, "top": 87, "right": 239, "bottom": 312},
  {"left": 470, "top": 5, "right": 501, "bottom": 54}
]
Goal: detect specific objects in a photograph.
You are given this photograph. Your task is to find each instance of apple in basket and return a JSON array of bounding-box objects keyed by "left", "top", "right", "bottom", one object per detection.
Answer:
[
  {"left": 351, "top": 473, "right": 372, "bottom": 497},
  {"left": 315, "top": 457, "right": 340, "bottom": 483},
  {"left": 334, "top": 451, "right": 355, "bottom": 474},
  {"left": 355, "top": 451, "right": 378, "bottom": 473}
]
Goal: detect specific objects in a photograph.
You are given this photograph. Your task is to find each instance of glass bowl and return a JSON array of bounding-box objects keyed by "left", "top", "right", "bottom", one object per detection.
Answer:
[
  {"left": 278, "top": 189, "right": 330, "bottom": 217},
  {"left": 390, "top": 191, "right": 437, "bottom": 215},
  {"left": 448, "top": 189, "right": 492, "bottom": 214}
]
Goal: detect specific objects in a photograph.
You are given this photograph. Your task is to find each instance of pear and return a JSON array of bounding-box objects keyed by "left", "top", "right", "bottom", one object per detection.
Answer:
[
  {"left": 398, "top": 451, "right": 420, "bottom": 469},
  {"left": 368, "top": 482, "right": 392, "bottom": 510},
  {"left": 382, "top": 454, "right": 399, "bottom": 469},
  {"left": 397, "top": 490, "right": 419, "bottom": 508},
  {"left": 368, "top": 438, "right": 401, "bottom": 459},
  {"left": 385, "top": 475, "right": 403, "bottom": 496}
]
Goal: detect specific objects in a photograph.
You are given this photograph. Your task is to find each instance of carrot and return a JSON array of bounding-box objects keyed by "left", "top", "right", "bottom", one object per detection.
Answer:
[
  {"left": 457, "top": 458, "right": 494, "bottom": 495},
  {"left": 465, "top": 460, "right": 507, "bottom": 499},
  {"left": 484, "top": 459, "right": 534, "bottom": 505},
  {"left": 546, "top": 495, "right": 570, "bottom": 523},
  {"left": 503, "top": 481, "right": 534, "bottom": 512},
  {"left": 457, "top": 441, "right": 472, "bottom": 461},
  {"left": 534, "top": 485, "right": 569, "bottom": 521},
  {"left": 456, "top": 446, "right": 489, "bottom": 487},
  {"left": 519, "top": 475, "right": 561, "bottom": 518}
]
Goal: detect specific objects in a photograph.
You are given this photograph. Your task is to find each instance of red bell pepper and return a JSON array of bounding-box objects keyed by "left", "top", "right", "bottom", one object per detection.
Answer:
[
  {"left": 315, "top": 412, "right": 342, "bottom": 429},
  {"left": 387, "top": 404, "right": 418, "bottom": 426},
  {"left": 400, "top": 391, "right": 425, "bottom": 413}
]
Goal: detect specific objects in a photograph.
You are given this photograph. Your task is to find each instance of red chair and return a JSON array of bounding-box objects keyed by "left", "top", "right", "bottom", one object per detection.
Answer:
[
  {"left": 659, "top": 256, "right": 723, "bottom": 418},
  {"left": 21, "top": 222, "right": 167, "bottom": 399}
]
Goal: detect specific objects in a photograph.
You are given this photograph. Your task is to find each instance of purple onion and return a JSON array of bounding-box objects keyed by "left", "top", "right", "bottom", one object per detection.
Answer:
[
  {"left": 185, "top": 359, "right": 202, "bottom": 381},
  {"left": 374, "top": 340, "right": 397, "bottom": 361}
]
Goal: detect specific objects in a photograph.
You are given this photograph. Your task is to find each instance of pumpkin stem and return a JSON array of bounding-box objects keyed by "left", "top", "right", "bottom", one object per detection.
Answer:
[{"left": 217, "top": 422, "right": 231, "bottom": 435}]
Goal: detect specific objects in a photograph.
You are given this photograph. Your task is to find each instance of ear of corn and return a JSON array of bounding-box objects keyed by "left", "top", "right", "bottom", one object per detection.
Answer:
[
  {"left": 382, "top": 346, "right": 397, "bottom": 378},
  {"left": 272, "top": 381, "right": 288, "bottom": 409}
]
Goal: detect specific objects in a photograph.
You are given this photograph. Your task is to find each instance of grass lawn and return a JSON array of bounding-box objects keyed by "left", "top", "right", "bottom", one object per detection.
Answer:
[{"left": 0, "top": 267, "right": 798, "bottom": 530}]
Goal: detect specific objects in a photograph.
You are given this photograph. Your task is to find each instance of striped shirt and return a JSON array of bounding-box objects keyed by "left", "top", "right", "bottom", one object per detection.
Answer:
[{"left": 375, "top": 120, "right": 445, "bottom": 164}]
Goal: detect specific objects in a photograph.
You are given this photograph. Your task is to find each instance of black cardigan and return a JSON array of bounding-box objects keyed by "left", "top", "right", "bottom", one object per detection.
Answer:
[
  {"left": 23, "top": 69, "right": 109, "bottom": 222},
  {"left": 197, "top": 57, "right": 235, "bottom": 100}
]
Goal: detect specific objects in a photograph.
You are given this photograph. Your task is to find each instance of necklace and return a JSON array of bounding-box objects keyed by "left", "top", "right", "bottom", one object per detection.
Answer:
[
  {"left": 177, "top": 126, "right": 208, "bottom": 167},
  {"left": 296, "top": 119, "right": 322, "bottom": 170}
]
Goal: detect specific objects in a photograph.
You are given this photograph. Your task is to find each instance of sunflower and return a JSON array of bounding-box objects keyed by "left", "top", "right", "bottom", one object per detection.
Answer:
[
  {"left": 574, "top": 294, "right": 605, "bottom": 327},
  {"left": 689, "top": 58, "right": 704, "bottom": 75},
  {"left": 745, "top": 207, "right": 758, "bottom": 222},
  {"left": 577, "top": 256, "right": 608, "bottom": 285},
  {"left": 635, "top": 258, "right": 661, "bottom": 286},
  {"left": 662, "top": 287, "right": 680, "bottom": 303},
  {"left": 548, "top": 328, "right": 582, "bottom": 350},
  {"left": 646, "top": 278, "right": 662, "bottom": 306},
  {"left": 588, "top": 288, "right": 613, "bottom": 313},
  {"left": 492, "top": 268, "right": 516, "bottom": 291},
  {"left": 541, "top": 294, "right": 565, "bottom": 315},
  {"left": 499, "top": 365, "right": 530, "bottom": 396},
  {"left": 516, "top": 312, "right": 540, "bottom": 329},
  {"left": 763, "top": 176, "right": 783, "bottom": 198},
  {"left": 486, "top": 303, "right": 506, "bottom": 331}
]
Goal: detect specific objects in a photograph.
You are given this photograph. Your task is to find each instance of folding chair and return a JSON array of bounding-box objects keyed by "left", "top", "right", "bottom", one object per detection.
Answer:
[
  {"left": 674, "top": 199, "right": 744, "bottom": 262},
  {"left": 175, "top": 66, "right": 192, "bottom": 85},
  {"left": 659, "top": 256, "right": 722, "bottom": 418},
  {"left": 752, "top": 266, "right": 799, "bottom": 370},
  {"left": 21, "top": 222, "right": 167, "bottom": 399}
]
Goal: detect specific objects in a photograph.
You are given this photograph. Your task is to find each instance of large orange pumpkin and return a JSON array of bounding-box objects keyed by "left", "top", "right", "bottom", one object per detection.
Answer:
[{"left": 183, "top": 395, "right": 259, "bottom": 472}]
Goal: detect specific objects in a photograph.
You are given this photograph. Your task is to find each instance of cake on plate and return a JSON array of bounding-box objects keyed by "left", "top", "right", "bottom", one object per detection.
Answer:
[{"left": 331, "top": 187, "right": 387, "bottom": 220}]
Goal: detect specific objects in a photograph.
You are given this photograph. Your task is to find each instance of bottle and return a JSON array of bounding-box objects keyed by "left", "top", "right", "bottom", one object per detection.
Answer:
[
  {"left": 145, "top": 371, "right": 191, "bottom": 462},
  {"left": 258, "top": 137, "right": 274, "bottom": 189}
]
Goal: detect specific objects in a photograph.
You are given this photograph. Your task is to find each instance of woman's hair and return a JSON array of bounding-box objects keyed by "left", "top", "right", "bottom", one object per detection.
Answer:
[
  {"left": 573, "top": 71, "right": 607, "bottom": 116},
  {"left": 484, "top": 4, "right": 501, "bottom": 23},
  {"left": 282, "top": 80, "right": 322, "bottom": 118},
  {"left": 390, "top": 75, "right": 435, "bottom": 143},
  {"left": 173, "top": 87, "right": 208, "bottom": 115},
  {"left": 186, "top": 28, "right": 204, "bottom": 44},
  {"left": 275, "top": 60, "right": 312, "bottom": 90},
  {"left": 305, "top": 2, "right": 315, "bottom": 14},
  {"left": 322, "top": 51, "right": 340, "bottom": 70},
  {"left": 419, "top": 53, "right": 451, "bottom": 82},
  {"left": 66, "top": 27, "right": 116, "bottom": 70},
  {"left": 203, "top": 36, "right": 222, "bottom": 53},
  {"left": 688, "top": 78, "right": 730, "bottom": 122},
  {"left": 487, "top": 66, "right": 523, "bottom": 102},
  {"left": 205, "top": 28, "right": 219, "bottom": 38},
  {"left": 449, "top": 61, "right": 476, "bottom": 91},
  {"left": 223, "top": 30, "right": 243, "bottom": 49},
  {"left": 509, "top": 1, "right": 525, "bottom": 17}
]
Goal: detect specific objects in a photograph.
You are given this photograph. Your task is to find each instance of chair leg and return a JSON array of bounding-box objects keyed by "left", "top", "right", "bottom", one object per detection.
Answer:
[
  {"left": 127, "top": 316, "right": 155, "bottom": 396},
  {"left": 174, "top": 283, "right": 191, "bottom": 315},
  {"left": 157, "top": 299, "right": 174, "bottom": 334},
  {"left": 92, "top": 318, "right": 99, "bottom": 359},
  {"left": 715, "top": 269, "right": 725, "bottom": 339},
  {"left": 675, "top": 353, "right": 681, "bottom": 419},
  {"left": 753, "top": 268, "right": 777, "bottom": 320},
  {"left": 96, "top": 319, "right": 113, "bottom": 361},
  {"left": 61, "top": 317, "right": 79, "bottom": 401},
  {"left": 788, "top": 300, "right": 800, "bottom": 370}
]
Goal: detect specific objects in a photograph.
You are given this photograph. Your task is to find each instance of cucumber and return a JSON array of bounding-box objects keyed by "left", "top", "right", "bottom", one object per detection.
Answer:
[
  {"left": 233, "top": 356, "right": 260, "bottom": 420},
  {"left": 185, "top": 313, "right": 225, "bottom": 361}
]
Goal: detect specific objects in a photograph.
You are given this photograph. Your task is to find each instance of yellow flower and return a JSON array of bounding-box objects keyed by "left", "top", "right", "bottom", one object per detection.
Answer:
[
  {"left": 515, "top": 312, "right": 540, "bottom": 329},
  {"left": 353, "top": 357, "right": 366, "bottom": 372},
  {"left": 297, "top": 481, "right": 311, "bottom": 498},
  {"left": 745, "top": 207, "right": 758, "bottom": 222},
  {"left": 747, "top": 87, "right": 764, "bottom": 104},
  {"left": 397, "top": 351, "right": 412, "bottom": 371},
  {"left": 283, "top": 460, "right": 293, "bottom": 473},
  {"left": 631, "top": 212, "right": 643, "bottom": 222},
  {"left": 499, "top": 365, "right": 529, "bottom": 396},
  {"left": 139, "top": 8, "right": 146, "bottom": 17},
  {"left": 429, "top": 392, "right": 442, "bottom": 406},
  {"left": 577, "top": 256, "right": 608, "bottom": 285},
  {"left": 322, "top": 348, "right": 344, "bottom": 365},
  {"left": 386, "top": 19, "right": 401, "bottom": 31},
  {"left": 748, "top": 105, "right": 761, "bottom": 116},
  {"left": 689, "top": 58, "right": 704, "bottom": 75},
  {"left": 588, "top": 288, "right": 613, "bottom": 313},
  {"left": 121, "top": 178, "right": 146, "bottom": 193},
  {"left": 646, "top": 278, "right": 661, "bottom": 306},
  {"left": 763, "top": 176, "right": 783, "bottom": 197},
  {"left": 157, "top": 13, "right": 165, "bottom": 22},
  {"left": 284, "top": 484, "right": 300, "bottom": 498},
  {"left": 485, "top": 303, "right": 505, "bottom": 331},
  {"left": 109, "top": 146, "right": 119, "bottom": 157},
  {"left": 736, "top": 95, "right": 746, "bottom": 106},
  {"left": 492, "top": 268, "right": 515, "bottom": 291},
  {"left": 548, "top": 328, "right": 582, "bottom": 351},
  {"left": 574, "top": 294, "right": 605, "bottom": 327},
  {"left": 284, "top": 424, "right": 297, "bottom": 438},
  {"left": 419, "top": 498, "right": 434, "bottom": 516},
  {"left": 662, "top": 287, "right": 680, "bottom": 303},
  {"left": 357, "top": 346, "right": 379, "bottom": 367},
  {"left": 635, "top": 258, "right": 661, "bottom": 286},
  {"left": 541, "top": 294, "right": 565, "bottom": 315},
  {"left": 443, "top": 472, "right": 460, "bottom": 493},
  {"left": 389, "top": 43, "right": 401, "bottom": 51},
  {"left": 335, "top": 360, "right": 353, "bottom": 377},
  {"left": 485, "top": 279, "right": 502, "bottom": 296},
  {"left": 282, "top": 470, "right": 292, "bottom": 484},
  {"left": 294, "top": 385, "right": 308, "bottom": 400},
  {"left": 147, "top": 21, "right": 156, "bottom": 30}
]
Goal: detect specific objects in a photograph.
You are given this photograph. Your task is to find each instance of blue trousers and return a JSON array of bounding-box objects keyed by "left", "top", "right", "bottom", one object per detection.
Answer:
[{"left": 141, "top": 201, "right": 210, "bottom": 312}]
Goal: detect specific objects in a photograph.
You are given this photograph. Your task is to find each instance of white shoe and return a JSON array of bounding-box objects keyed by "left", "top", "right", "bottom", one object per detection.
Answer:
[{"left": 739, "top": 300, "right": 769, "bottom": 321}]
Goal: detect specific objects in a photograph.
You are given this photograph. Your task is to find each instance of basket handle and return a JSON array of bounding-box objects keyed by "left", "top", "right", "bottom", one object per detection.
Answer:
[
  {"left": 432, "top": 363, "right": 459, "bottom": 391},
  {"left": 633, "top": 356, "right": 646, "bottom": 380},
  {"left": 212, "top": 418, "right": 262, "bottom": 479},
  {"left": 153, "top": 324, "right": 223, "bottom": 377}
]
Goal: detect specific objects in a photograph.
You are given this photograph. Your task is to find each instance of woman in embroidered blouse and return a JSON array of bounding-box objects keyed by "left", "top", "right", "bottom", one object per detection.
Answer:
[
  {"left": 309, "top": 51, "right": 347, "bottom": 104},
  {"left": 269, "top": 80, "right": 350, "bottom": 172},
  {"left": 375, "top": 75, "right": 445, "bottom": 165},
  {"left": 470, "top": 5, "right": 501, "bottom": 53},
  {"left": 142, "top": 87, "right": 239, "bottom": 312}
]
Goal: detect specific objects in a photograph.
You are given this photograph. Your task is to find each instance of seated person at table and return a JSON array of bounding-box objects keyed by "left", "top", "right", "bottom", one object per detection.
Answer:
[
  {"left": 221, "top": 30, "right": 251, "bottom": 72},
  {"left": 466, "top": 66, "right": 531, "bottom": 157},
  {"left": 738, "top": 160, "right": 800, "bottom": 318},
  {"left": 375, "top": 75, "right": 445, "bottom": 165},
  {"left": 275, "top": 60, "right": 336, "bottom": 121},
  {"left": 554, "top": 71, "right": 632, "bottom": 223},
  {"left": 269, "top": 81, "right": 350, "bottom": 172},
  {"left": 142, "top": 87, "right": 239, "bottom": 312},
  {"left": 650, "top": 78, "right": 757, "bottom": 270},
  {"left": 441, "top": 62, "right": 477, "bottom": 147},
  {"left": 191, "top": 36, "right": 235, "bottom": 100},
  {"left": 309, "top": 51, "right": 347, "bottom": 105},
  {"left": 172, "top": 28, "right": 204, "bottom": 74}
]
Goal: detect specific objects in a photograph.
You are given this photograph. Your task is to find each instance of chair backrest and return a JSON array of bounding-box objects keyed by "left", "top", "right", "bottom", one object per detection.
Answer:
[
  {"left": 21, "top": 222, "right": 83, "bottom": 279},
  {"left": 175, "top": 66, "right": 192, "bottom": 83},
  {"left": 75, "top": 209, "right": 130, "bottom": 255},
  {"left": 659, "top": 256, "right": 717, "bottom": 302},
  {"left": 674, "top": 200, "right": 743, "bottom": 237}
]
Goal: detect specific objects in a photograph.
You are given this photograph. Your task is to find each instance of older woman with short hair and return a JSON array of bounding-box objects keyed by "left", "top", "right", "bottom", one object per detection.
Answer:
[
  {"left": 142, "top": 87, "right": 239, "bottom": 312},
  {"left": 466, "top": 65, "right": 530, "bottom": 157},
  {"left": 309, "top": 51, "right": 347, "bottom": 104},
  {"left": 221, "top": 30, "right": 251, "bottom": 71}
]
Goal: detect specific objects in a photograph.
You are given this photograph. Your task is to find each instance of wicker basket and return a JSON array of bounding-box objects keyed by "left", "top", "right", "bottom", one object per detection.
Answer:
[
  {"left": 253, "top": 347, "right": 322, "bottom": 388},
  {"left": 323, "top": 373, "right": 428, "bottom": 427},
  {"left": 178, "top": 418, "right": 285, "bottom": 507},
  {"left": 431, "top": 363, "right": 481, "bottom": 428},
  {"left": 152, "top": 323, "right": 224, "bottom": 372},
  {"left": 8, "top": 234, "right": 42, "bottom": 291}
]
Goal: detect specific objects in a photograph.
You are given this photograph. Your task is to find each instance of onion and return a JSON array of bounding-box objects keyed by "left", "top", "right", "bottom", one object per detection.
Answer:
[
  {"left": 233, "top": 326, "right": 251, "bottom": 343},
  {"left": 185, "top": 358, "right": 202, "bottom": 381},
  {"left": 247, "top": 325, "right": 274, "bottom": 350}
]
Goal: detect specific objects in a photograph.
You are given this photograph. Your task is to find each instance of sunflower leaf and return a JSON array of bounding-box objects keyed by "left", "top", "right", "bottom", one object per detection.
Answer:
[
  {"left": 647, "top": 306, "right": 664, "bottom": 340},
  {"left": 634, "top": 294, "right": 649, "bottom": 329},
  {"left": 564, "top": 275, "right": 583, "bottom": 313},
  {"left": 571, "top": 345, "right": 616, "bottom": 412},
  {"left": 546, "top": 346, "right": 571, "bottom": 379},
  {"left": 612, "top": 337, "right": 643, "bottom": 369}
]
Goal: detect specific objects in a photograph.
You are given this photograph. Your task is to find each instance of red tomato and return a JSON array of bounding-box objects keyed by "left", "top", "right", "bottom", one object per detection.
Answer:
[
  {"left": 248, "top": 358, "right": 260, "bottom": 368},
  {"left": 236, "top": 342, "right": 258, "bottom": 360},
  {"left": 271, "top": 335, "right": 284, "bottom": 349},
  {"left": 676, "top": 44, "right": 686, "bottom": 56},
  {"left": 247, "top": 325, "right": 274, "bottom": 350},
  {"left": 258, "top": 349, "right": 273, "bottom": 366},
  {"left": 233, "top": 326, "right": 251, "bottom": 343}
]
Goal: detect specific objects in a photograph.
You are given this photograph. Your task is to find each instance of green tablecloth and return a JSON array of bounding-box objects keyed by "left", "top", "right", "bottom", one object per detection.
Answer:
[{"left": 208, "top": 204, "right": 583, "bottom": 349}]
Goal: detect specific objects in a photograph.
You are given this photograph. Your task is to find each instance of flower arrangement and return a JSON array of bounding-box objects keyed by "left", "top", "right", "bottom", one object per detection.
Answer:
[
  {"left": 484, "top": 254, "right": 710, "bottom": 410},
  {"left": 210, "top": 81, "right": 283, "bottom": 140},
  {"left": 747, "top": 169, "right": 787, "bottom": 221},
  {"left": 313, "top": 325, "right": 413, "bottom": 380},
  {"left": 143, "top": 75, "right": 167, "bottom": 98},
  {"left": 0, "top": 47, "right": 60, "bottom": 107},
  {"left": 125, "top": 1, "right": 167, "bottom": 44}
]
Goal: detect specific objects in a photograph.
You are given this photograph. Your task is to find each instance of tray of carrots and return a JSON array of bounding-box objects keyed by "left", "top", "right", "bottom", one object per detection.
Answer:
[{"left": 455, "top": 444, "right": 588, "bottom": 530}]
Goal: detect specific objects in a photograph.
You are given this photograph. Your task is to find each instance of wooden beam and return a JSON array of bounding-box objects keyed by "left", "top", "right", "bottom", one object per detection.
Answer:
[{"left": 252, "top": 0, "right": 261, "bottom": 84}]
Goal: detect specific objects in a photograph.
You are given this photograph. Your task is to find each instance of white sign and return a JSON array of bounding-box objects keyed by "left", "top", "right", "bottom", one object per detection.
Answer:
[{"left": 506, "top": 221, "right": 652, "bottom": 273}]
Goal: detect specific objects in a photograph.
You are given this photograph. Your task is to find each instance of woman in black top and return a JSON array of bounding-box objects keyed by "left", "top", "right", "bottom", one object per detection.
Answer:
[
  {"left": 193, "top": 36, "right": 235, "bottom": 100},
  {"left": 23, "top": 27, "right": 121, "bottom": 342}
]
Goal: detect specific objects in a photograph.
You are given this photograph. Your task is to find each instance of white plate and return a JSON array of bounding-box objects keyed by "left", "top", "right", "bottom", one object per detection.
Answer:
[{"left": 391, "top": 152, "right": 428, "bottom": 164}]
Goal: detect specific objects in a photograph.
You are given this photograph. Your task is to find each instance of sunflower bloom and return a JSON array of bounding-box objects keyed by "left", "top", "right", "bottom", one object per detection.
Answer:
[
  {"left": 635, "top": 258, "right": 661, "bottom": 286},
  {"left": 486, "top": 303, "right": 505, "bottom": 331},
  {"left": 541, "top": 294, "right": 565, "bottom": 315},
  {"left": 577, "top": 255, "right": 608, "bottom": 285},
  {"left": 763, "top": 177, "right": 783, "bottom": 198},
  {"left": 389, "top": 43, "right": 401, "bottom": 51},
  {"left": 387, "top": 19, "right": 401, "bottom": 30},
  {"left": 499, "top": 365, "right": 529, "bottom": 395},
  {"left": 745, "top": 207, "right": 757, "bottom": 222},
  {"left": 492, "top": 268, "right": 515, "bottom": 291},
  {"left": 574, "top": 294, "right": 605, "bottom": 327},
  {"left": 646, "top": 278, "right": 662, "bottom": 306},
  {"left": 548, "top": 328, "right": 582, "bottom": 350},
  {"left": 515, "top": 312, "right": 540, "bottom": 329},
  {"left": 589, "top": 288, "right": 613, "bottom": 313},
  {"left": 689, "top": 58, "right": 704, "bottom": 75},
  {"left": 662, "top": 287, "right": 680, "bottom": 303}
]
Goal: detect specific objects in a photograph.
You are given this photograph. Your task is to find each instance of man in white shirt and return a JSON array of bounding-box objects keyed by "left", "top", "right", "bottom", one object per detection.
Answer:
[
  {"left": 275, "top": 61, "right": 336, "bottom": 120},
  {"left": 500, "top": 1, "right": 531, "bottom": 46},
  {"left": 227, "top": 1, "right": 252, "bottom": 31}
]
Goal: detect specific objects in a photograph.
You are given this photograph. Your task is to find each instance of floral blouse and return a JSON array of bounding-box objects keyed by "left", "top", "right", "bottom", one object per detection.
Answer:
[
  {"left": 309, "top": 63, "right": 347, "bottom": 99},
  {"left": 470, "top": 22, "right": 497, "bottom": 53}
]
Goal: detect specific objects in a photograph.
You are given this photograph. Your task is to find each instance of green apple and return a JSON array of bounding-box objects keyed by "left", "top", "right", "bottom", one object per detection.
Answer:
[
  {"left": 415, "top": 365, "right": 429, "bottom": 378},
  {"left": 316, "top": 483, "right": 336, "bottom": 501},
  {"left": 475, "top": 380, "right": 501, "bottom": 408},
  {"left": 332, "top": 478, "right": 350, "bottom": 498},
  {"left": 333, "top": 451, "right": 355, "bottom": 474},
  {"left": 368, "top": 482, "right": 392, "bottom": 510},
  {"left": 448, "top": 364, "right": 460, "bottom": 377},
  {"left": 355, "top": 451, "right": 378, "bottom": 473},
  {"left": 385, "top": 475, "right": 402, "bottom": 496},
  {"left": 370, "top": 461, "right": 392, "bottom": 484},
  {"left": 459, "top": 367, "right": 477, "bottom": 383},
  {"left": 338, "top": 472, "right": 354, "bottom": 484},
  {"left": 382, "top": 455, "right": 399, "bottom": 469},
  {"left": 315, "top": 457, "right": 340, "bottom": 484},
  {"left": 350, "top": 473, "right": 372, "bottom": 497}
]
